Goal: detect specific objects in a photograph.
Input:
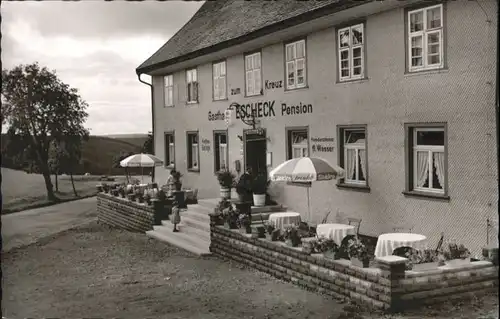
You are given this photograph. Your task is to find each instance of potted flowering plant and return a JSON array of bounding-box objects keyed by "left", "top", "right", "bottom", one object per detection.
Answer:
[
  {"left": 348, "top": 237, "right": 370, "bottom": 268},
  {"left": 102, "top": 183, "right": 110, "bottom": 194},
  {"left": 144, "top": 193, "right": 152, "bottom": 205},
  {"left": 135, "top": 188, "right": 144, "bottom": 203},
  {"left": 442, "top": 242, "right": 471, "bottom": 267},
  {"left": 216, "top": 170, "right": 236, "bottom": 199},
  {"left": 222, "top": 203, "right": 238, "bottom": 229},
  {"left": 317, "top": 238, "right": 340, "bottom": 259},
  {"left": 284, "top": 225, "right": 302, "bottom": 247},
  {"left": 239, "top": 214, "right": 252, "bottom": 234},
  {"left": 251, "top": 174, "right": 269, "bottom": 207}
]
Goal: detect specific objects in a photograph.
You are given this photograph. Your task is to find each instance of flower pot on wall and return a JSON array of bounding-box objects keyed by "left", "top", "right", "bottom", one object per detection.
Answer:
[
  {"left": 220, "top": 187, "right": 231, "bottom": 199},
  {"left": 253, "top": 193, "right": 266, "bottom": 207}
]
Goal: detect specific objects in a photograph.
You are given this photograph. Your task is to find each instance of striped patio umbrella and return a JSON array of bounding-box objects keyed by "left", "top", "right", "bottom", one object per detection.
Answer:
[
  {"left": 269, "top": 157, "right": 345, "bottom": 221},
  {"left": 120, "top": 153, "right": 164, "bottom": 183}
]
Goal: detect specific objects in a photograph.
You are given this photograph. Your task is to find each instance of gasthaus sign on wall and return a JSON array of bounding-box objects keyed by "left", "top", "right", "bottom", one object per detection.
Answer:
[{"left": 208, "top": 100, "right": 313, "bottom": 121}]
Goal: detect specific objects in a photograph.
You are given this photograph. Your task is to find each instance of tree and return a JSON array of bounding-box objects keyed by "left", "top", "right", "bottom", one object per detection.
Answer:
[
  {"left": 142, "top": 131, "right": 155, "bottom": 181},
  {"left": 142, "top": 131, "right": 153, "bottom": 154},
  {"left": 113, "top": 151, "right": 134, "bottom": 183},
  {"left": 2, "top": 63, "right": 89, "bottom": 201},
  {"left": 48, "top": 140, "right": 61, "bottom": 192}
]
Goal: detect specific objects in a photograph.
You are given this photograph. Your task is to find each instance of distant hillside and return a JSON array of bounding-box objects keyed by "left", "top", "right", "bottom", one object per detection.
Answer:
[
  {"left": 104, "top": 134, "right": 149, "bottom": 148},
  {"left": 1, "top": 134, "right": 152, "bottom": 176}
]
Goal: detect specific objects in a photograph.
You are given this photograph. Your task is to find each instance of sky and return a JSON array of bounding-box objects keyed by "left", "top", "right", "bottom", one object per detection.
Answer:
[{"left": 1, "top": 1, "right": 204, "bottom": 135}]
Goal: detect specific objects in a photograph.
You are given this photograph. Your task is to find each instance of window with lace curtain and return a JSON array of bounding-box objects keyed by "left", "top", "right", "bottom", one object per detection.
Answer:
[
  {"left": 214, "top": 131, "right": 228, "bottom": 172},
  {"left": 164, "top": 132, "right": 175, "bottom": 167},
  {"left": 286, "top": 128, "right": 308, "bottom": 160},
  {"left": 187, "top": 132, "right": 199, "bottom": 171},
  {"left": 338, "top": 128, "right": 367, "bottom": 186},
  {"left": 411, "top": 127, "right": 445, "bottom": 194}
]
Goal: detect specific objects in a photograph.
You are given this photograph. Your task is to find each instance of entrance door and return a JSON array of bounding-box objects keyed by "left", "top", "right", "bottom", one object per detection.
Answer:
[{"left": 245, "top": 132, "right": 267, "bottom": 176}]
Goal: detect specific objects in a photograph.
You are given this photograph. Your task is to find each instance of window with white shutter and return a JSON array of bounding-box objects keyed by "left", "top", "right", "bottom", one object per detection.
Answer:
[
  {"left": 337, "top": 24, "right": 365, "bottom": 81},
  {"left": 285, "top": 40, "right": 307, "bottom": 90},
  {"left": 164, "top": 75, "right": 174, "bottom": 107},
  {"left": 186, "top": 68, "right": 198, "bottom": 103},
  {"left": 213, "top": 61, "right": 227, "bottom": 100},
  {"left": 408, "top": 4, "right": 444, "bottom": 72},
  {"left": 245, "top": 52, "right": 262, "bottom": 96}
]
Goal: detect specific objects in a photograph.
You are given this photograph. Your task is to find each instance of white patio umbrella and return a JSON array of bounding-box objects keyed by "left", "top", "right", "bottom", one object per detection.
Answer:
[
  {"left": 120, "top": 153, "right": 164, "bottom": 183},
  {"left": 269, "top": 157, "right": 345, "bottom": 221}
]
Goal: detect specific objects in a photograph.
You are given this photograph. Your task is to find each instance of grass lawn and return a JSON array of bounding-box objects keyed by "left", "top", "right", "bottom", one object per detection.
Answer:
[
  {"left": 1, "top": 168, "right": 132, "bottom": 214},
  {"left": 2, "top": 221, "right": 498, "bottom": 319}
]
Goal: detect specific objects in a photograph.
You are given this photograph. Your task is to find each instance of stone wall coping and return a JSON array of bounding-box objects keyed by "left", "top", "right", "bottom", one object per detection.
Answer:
[
  {"left": 98, "top": 193, "right": 153, "bottom": 211},
  {"left": 375, "top": 256, "right": 407, "bottom": 264},
  {"left": 405, "top": 261, "right": 497, "bottom": 278}
]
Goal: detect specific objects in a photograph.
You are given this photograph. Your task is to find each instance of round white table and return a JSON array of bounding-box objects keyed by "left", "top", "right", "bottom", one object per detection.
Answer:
[
  {"left": 374, "top": 233, "right": 427, "bottom": 258},
  {"left": 316, "top": 223, "right": 356, "bottom": 246},
  {"left": 268, "top": 212, "right": 301, "bottom": 229}
]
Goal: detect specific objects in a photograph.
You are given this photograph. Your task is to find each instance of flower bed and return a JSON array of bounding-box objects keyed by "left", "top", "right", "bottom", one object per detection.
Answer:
[{"left": 209, "top": 223, "right": 499, "bottom": 312}]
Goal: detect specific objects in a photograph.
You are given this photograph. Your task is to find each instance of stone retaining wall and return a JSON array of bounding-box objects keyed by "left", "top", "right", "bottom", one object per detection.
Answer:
[
  {"left": 97, "top": 193, "right": 159, "bottom": 232},
  {"left": 210, "top": 224, "right": 499, "bottom": 312}
]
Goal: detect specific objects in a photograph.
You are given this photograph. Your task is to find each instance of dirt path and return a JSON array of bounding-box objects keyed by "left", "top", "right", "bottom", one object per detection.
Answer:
[
  {"left": 1, "top": 197, "right": 97, "bottom": 252},
  {"left": 2, "top": 221, "right": 497, "bottom": 319},
  {"left": 2, "top": 221, "right": 345, "bottom": 319}
]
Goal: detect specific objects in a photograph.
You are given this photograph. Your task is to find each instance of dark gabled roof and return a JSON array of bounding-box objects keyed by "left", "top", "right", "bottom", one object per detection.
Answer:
[{"left": 136, "top": 0, "right": 372, "bottom": 74}]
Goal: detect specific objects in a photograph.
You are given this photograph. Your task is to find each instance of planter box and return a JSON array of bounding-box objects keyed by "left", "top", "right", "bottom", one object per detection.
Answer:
[
  {"left": 446, "top": 258, "right": 471, "bottom": 267},
  {"left": 351, "top": 257, "right": 370, "bottom": 268},
  {"left": 412, "top": 261, "right": 440, "bottom": 272},
  {"left": 323, "top": 251, "right": 339, "bottom": 260}
]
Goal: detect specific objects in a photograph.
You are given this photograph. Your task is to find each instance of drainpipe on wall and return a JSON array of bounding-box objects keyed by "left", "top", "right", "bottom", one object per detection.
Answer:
[
  {"left": 496, "top": 4, "right": 500, "bottom": 195},
  {"left": 137, "top": 73, "right": 155, "bottom": 182}
]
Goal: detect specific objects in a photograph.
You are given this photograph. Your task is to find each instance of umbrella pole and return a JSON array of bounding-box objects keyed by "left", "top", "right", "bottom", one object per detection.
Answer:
[
  {"left": 306, "top": 186, "right": 311, "bottom": 222},
  {"left": 141, "top": 166, "right": 144, "bottom": 184}
]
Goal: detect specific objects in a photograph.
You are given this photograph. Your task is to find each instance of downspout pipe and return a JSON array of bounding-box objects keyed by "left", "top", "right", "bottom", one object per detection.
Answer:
[
  {"left": 496, "top": 3, "right": 500, "bottom": 199},
  {"left": 137, "top": 73, "right": 155, "bottom": 182}
]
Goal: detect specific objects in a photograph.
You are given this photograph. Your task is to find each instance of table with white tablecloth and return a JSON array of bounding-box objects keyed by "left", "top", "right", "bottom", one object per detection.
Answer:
[
  {"left": 374, "top": 233, "right": 427, "bottom": 258},
  {"left": 268, "top": 212, "right": 301, "bottom": 229},
  {"left": 316, "top": 223, "right": 356, "bottom": 246}
]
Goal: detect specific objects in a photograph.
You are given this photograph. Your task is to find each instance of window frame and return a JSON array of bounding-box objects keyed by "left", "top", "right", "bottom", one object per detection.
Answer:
[
  {"left": 284, "top": 38, "right": 307, "bottom": 91},
  {"left": 164, "top": 131, "right": 175, "bottom": 168},
  {"left": 164, "top": 74, "right": 174, "bottom": 107},
  {"left": 337, "top": 125, "right": 370, "bottom": 191},
  {"left": 285, "top": 126, "right": 309, "bottom": 160},
  {"left": 284, "top": 126, "right": 310, "bottom": 186},
  {"left": 212, "top": 60, "right": 227, "bottom": 101},
  {"left": 404, "top": 123, "right": 449, "bottom": 200},
  {"left": 186, "top": 68, "right": 199, "bottom": 104},
  {"left": 406, "top": 3, "right": 445, "bottom": 73},
  {"left": 213, "top": 130, "right": 229, "bottom": 173},
  {"left": 186, "top": 131, "right": 200, "bottom": 172},
  {"left": 337, "top": 22, "right": 366, "bottom": 82},
  {"left": 244, "top": 51, "right": 263, "bottom": 97}
]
